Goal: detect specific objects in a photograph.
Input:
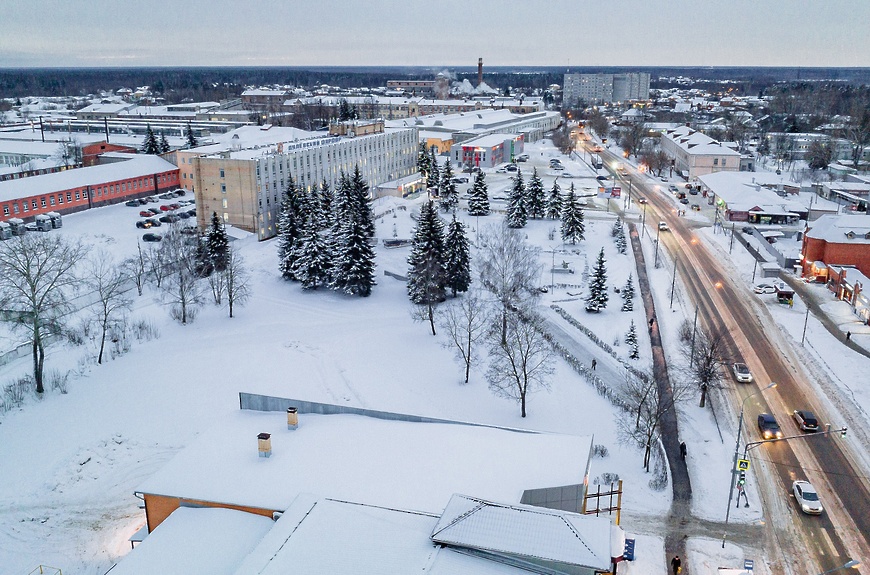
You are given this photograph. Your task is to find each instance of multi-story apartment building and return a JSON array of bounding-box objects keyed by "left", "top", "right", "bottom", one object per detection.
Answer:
[
  {"left": 661, "top": 126, "right": 741, "bottom": 180},
  {"left": 562, "top": 73, "right": 650, "bottom": 107},
  {"left": 190, "top": 122, "right": 417, "bottom": 240}
]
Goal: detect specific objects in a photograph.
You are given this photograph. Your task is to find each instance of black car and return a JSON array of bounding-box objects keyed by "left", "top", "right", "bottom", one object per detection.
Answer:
[
  {"left": 187, "top": 209, "right": 196, "bottom": 217},
  {"left": 145, "top": 218, "right": 161, "bottom": 227},
  {"left": 180, "top": 226, "right": 199, "bottom": 235},
  {"left": 135, "top": 220, "right": 152, "bottom": 229},
  {"left": 742, "top": 226, "right": 754, "bottom": 235},
  {"left": 125, "top": 200, "right": 140, "bottom": 207},
  {"left": 142, "top": 233, "right": 162, "bottom": 242},
  {"left": 174, "top": 189, "right": 186, "bottom": 197},
  {"left": 757, "top": 413, "right": 782, "bottom": 440},
  {"left": 147, "top": 207, "right": 161, "bottom": 215},
  {"left": 793, "top": 410, "right": 820, "bottom": 432},
  {"left": 679, "top": 197, "right": 690, "bottom": 204},
  {"left": 178, "top": 211, "right": 192, "bottom": 219},
  {"left": 160, "top": 214, "right": 181, "bottom": 224}
]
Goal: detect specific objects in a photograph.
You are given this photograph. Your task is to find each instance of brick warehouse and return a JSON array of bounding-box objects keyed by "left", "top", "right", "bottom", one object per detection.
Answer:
[{"left": 1, "top": 155, "right": 180, "bottom": 222}]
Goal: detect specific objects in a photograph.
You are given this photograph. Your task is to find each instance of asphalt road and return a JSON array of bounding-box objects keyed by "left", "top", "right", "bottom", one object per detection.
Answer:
[{"left": 596, "top": 143, "right": 870, "bottom": 573}]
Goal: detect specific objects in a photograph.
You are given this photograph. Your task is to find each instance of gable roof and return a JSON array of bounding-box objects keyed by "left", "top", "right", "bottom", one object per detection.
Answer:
[{"left": 430, "top": 494, "right": 613, "bottom": 571}]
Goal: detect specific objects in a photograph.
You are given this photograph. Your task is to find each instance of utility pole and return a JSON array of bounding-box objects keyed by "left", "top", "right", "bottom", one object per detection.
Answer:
[
  {"left": 729, "top": 223, "right": 735, "bottom": 253},
  {"left": 801, "top": 306, "right": 810, "bottom": 346},
  {"left": 689, "top": 306, "right": 699, "bottom": 366},
  {"left": 670, "top": 260, "right": 679, "bottom": 309},
  {"left": 654, "top": 224, "right": 661, "bottom": 268}
]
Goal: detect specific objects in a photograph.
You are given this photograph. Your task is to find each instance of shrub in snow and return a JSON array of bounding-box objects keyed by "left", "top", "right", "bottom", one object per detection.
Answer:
[
  {"left": 592, "top": 444, "right": 609, "bottom": 458},
  {"left": 593, "top": 472, "right": 620, "bottom": 485}
]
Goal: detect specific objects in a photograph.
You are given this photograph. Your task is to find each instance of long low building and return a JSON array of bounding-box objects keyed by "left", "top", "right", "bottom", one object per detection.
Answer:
[
  {"left": 450, "top": 133, "right": 525, "bottom": 168},
  {"left": 698, "top": 171, "right": 805, "bottom": 225},
  {"left": 0, "top": 155, "right": 180, "bottom": 222}
]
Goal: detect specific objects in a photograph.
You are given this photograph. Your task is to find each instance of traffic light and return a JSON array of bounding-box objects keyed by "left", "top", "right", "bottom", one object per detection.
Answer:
[
  {"left": 841, "top": 427, "right": 847, "bottom": 438},
  {"left": 738, "top": 471, "right": 746, "bottom": 487}
]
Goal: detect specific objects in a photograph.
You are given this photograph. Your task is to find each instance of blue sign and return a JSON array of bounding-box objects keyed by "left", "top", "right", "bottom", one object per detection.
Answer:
[
  {"left": 744, "top": 559, "right": 754, "bottom": 571},
  {"left": 623, "top": 538, "right": 636, "bottom": 561}
]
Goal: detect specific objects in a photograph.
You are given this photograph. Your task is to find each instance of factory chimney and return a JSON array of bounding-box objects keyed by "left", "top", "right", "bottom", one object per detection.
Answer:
[{"left": 478, "top": 58, "right": 483, "bottom": 87}]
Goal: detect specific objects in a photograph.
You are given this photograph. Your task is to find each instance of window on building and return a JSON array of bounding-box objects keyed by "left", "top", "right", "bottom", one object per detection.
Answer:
[
  {"left": 13, "top": 203, "right": 19, "bottom": 214},
  {"left": 41, "top": 198, "right": 47, "bottom": 208},
  {"left": 58, "top": 195, "right": 64, "bottom": 204},
  {"left": 713, "top": 158, "right": 719, "bottom": 166},
  {"left": 722, "top": 159, "right": 727, "bottom": 166},
  {"left": 223, "top": 212, "right": 229, "bottom": 222},
  {"left": 222, "top": 198, "right": 228, "bottom": 209},
  {"left": 66, "top": 192, "right": 72, "bottom": 202},
  {"left": 82, "top": 190, "right": 88, "bottom": 198},
  {"left": 220, "top": 169, "right": 225, "bottom": 178},
  {"left": 49, "top": 196, "right": 55, "bottom": 206},
  {"left": 221, "top": 183, "right": 226, "bottom": 193},
  {"left": 75, "top": 191, "right": 80, "bottom": 200},
  {"left": 2, "top": 205, "right": 8, "bottom": 216},
  {"left": 23, "top": 201, "right": 28, "bottom": 212}
]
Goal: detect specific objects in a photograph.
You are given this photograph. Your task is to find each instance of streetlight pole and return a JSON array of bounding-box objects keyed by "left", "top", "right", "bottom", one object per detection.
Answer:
[
  {"left": 689, "top": 306, "right": 698, "bottom": 366},
  {"left": 817, "top": 560, "right": 860, "bottom": 575},
  {"left": 670, "top": 259, "right": 679, "bottom": 309},
  {"left": 723, "top": 382, "right": 778, "bottom": 545},
  {"left": 654, "top": 224, "right": 661, "bottom": 268},
  {"left": 801, "top": 307, "right": 810, "bottom": 346},
  {"left": 551, "top": 248, "right": 555, "bottom": 293},
  {"left": 641, "top": 204, "right": 646, "bottom": 238}
]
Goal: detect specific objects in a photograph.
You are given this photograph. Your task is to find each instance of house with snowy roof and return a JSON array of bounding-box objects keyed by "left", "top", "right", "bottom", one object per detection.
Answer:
[
  {"left": 661, "top": 125, "right": 741, "bottom": 180},
  {"left": 698, "top": 171, "right": 805, "bottom": 225}
]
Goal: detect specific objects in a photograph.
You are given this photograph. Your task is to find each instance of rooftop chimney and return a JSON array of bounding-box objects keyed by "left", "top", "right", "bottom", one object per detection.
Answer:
[
  {"left": 478, "top": 58, "right": 483, "bottom": 87},
  {"left": 287, "top": 407, "right": 298, "bottom": 431},
  {"left": 258, "top": 433, "right": 272, "bottom": 458}
]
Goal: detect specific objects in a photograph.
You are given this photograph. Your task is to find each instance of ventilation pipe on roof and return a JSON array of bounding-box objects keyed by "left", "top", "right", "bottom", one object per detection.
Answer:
[
  {"left": 258, "top": 433, "right": 272, "bottom": 458},
  {"left": 287, "top": 407, "right": 299, "bottom": 431}
]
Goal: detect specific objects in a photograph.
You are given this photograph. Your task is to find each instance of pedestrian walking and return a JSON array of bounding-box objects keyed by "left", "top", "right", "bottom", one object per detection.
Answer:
[
  {"left": 591, "top": 359, "right": 597, "bottom": 370},
  {"left": 671, "top": 555, "right": 682, "bottom": 575},
  {"left": 846, "top": 331, "right": 852, "bottom": 341},
  {"left": 680, "top": 442, "right": 687, "bottom": 460}
]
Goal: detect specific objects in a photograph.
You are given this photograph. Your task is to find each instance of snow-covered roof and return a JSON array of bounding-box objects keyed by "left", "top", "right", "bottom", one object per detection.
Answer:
[
  {"left": 458, "top": 133, "right": 520, "bottom": 149},
  {"left": 806, "top": 214, "right": 870, "bottom": 244},
  {"left": 0, "top": 139, "right": 61, "bottom": 157},
  {"left": 111, "top": 507, "right": 273, "bottom": 575},
  {"left": 431, "top": 494, "right": 614, "bottom": 571},
  {"left": 188, "top": 125, "right": 319, "bottom": 155},
  {"left": 77, "top": 102, "right": 137, "bottom": 114},
  {"left": 242, "top": 89, "right": 288, "bottom": 97},
  {"left": 0, "top": 155, "right": 178, "bottom": 202},
  {"left": 663, "top": 126, "right": 740, "bottom": 157},
  {"left": 698, "top": 172, "right": 804, "bottom": 215},
  {"left": 136, "top": 410, "right": 592, "bottom": 514}
]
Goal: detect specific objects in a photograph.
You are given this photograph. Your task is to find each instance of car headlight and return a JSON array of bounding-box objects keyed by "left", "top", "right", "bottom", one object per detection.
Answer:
[{"left": 801, "top": 503, "right": 811, "bottom": 512}]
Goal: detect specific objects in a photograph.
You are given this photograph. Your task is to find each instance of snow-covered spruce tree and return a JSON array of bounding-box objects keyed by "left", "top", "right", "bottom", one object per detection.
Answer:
[
  {"left": 277, "top": 175, "right": 305, "bottom": 280},
  {"left": 417, "top": 142, "right": 431, "bottom": 177},
  {"left": 625, "top": 320, "right": 640, "bottom": 359},
  {"left": 560, "top": 183, "right": 585, "bottom": 245},
  {"left": 586, "top": 248, "right": 608, "bottom": 311},
  {"left": 318, "top": 179, "right": 334, "bottom": 231},
  {"left": 159, "top": 132, "right": 170, "bottom": 154},
  {"left": 505, "top": 169, "right": 527, "bottom": 228},
  {"left": 141, "top": 124, "right": 159, "bottom": 155},
  {"left": 526, "top": 167, "right": 545, "bottom": 220},
  {"left": 467, "top": 170, "right": 490, "bottom": 216},
  {"left": 611, "top": 218, "right": 622, "bottom": 237},
  {"left": 616, "top": 226, "right": 627, "bottom": 254},
  {"left": 546, "top": 180, "right": 562, "bottom": 220},
  {"left": 350, "top": 166, "right": 375, "bottom": 238},
  {"left": 621, "top": 273, "right": 635, "bottom": 312},
  {"left": 439, "top": 158, "right": 458, "bottom": 212},
  {"left": 331, "top": 171, "right": 376, "bottom": 297},
  {"left": 206, "top": 211, "right": 230, "bottom": 272},
  {"left": 407, "top": 200, "right": 447, "bottom": 334},
  {"left": 444, "top": 214, "right": 472, "bottom": 297},
  {"left": 427, "top": 150, "right": 440, "bottom": 191},
  {"left": 185, "top": 122, "right": 198, "bottom": 148},
  {"left": 294, "top": 217, "right": 332, "bottom": 290}
]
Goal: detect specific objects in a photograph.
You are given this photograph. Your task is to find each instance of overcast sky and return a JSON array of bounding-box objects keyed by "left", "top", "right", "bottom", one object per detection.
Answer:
[{"left": 1, "top": 0, "right": 868, "bottom": 68}]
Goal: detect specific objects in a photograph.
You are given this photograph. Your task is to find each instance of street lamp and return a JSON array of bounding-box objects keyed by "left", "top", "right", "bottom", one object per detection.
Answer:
[
  {"left": 654, "top": 224, "right": 661, "bottom": 268},
  {"left": 818, "top": 560, "right": 861, "bottom": 575},
  {"left": 723, "top": 381, "right": 778, "bottom": 544}
]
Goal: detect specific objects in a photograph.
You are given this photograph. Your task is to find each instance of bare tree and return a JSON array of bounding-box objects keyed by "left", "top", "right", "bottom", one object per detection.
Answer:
[
  {"left": 682, "top": 328, "right": 728, "bottom": 407},
  {"left": 145, "top": 244, "right": 169, "bottom": 288},
  {"left": 124, "top": 242, "right": 148, "bottom": 296},
  {"left": 224, "top": 245, "right": 251, "bottom": 318},
  {"left": 159, "top": 228, "right": 205, "bottom": 324},
  {"left": 620, "top": 122, "right": 647, "bottom": 159},
  {"left": 208, "top": 267, "right": 226, "bottom": 305},
  {"left": 86, "top": 251, "right": 132, "bottom": 364},
  {"left": 477, "top": 223, "right": 542, "bottom": 346},
  {"left": 0, "top": 234, "right": 85, "bottom": 393},
  {"left": 616, "top": 369, "right": 691, "bottom": 471},
  {"left": 844, "top": 98, "right": 870, "bottom": 170},
  {"left": 486, "top": 309, "right": 554, "bottom": 418},
  {"left": 588, "top": 111, "right": 610, "bottom": 141},
  {"left": 438, "top": 291, "right": 489, "bottom": 384}
]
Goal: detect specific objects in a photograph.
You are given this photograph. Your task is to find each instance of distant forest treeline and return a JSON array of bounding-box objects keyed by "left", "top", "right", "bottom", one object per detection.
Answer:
[{"left": 0, "top": 66, "right": 868, "bottom": 103}]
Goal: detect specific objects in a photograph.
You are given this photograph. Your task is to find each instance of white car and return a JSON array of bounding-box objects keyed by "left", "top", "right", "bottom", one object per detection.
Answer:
[
  {"left": 754, "top": 284, "right": 777, "bottom": 294},
  {"left": 732, "top": 362, "right": 753, "bottom": 383},
  {"left": 792, "top": 480, "right": 823, "bottom": 515},
  {"left": 658, "top": 221, "right": 669, "bottom": 231}
]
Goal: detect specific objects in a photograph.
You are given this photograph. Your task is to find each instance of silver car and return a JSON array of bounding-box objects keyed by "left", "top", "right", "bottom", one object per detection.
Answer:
[
  {"left": 792, "top": 480, "right": 823, "bottom": 515},
  {"left": 732, "top": 363, "right": 753, "bottom": 383}
]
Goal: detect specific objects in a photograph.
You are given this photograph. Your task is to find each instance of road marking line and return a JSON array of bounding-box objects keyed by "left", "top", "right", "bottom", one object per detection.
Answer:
[{"left": 819, "top": 528, "right": 839, "bottom": 558}]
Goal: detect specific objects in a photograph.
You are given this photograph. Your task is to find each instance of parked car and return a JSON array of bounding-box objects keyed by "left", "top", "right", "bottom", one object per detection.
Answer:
[
  {"left": 690, "top": 203, "right": 701, "bottom": 211},
  {"left": 636, "top": 197, "right": 647, "bottom": 204},
  {"left": 187, "top": 209, "right": 196, "bottom": 217},
  {"left": 732, "top": 362, "right": 753, "bottom": 383},
  {"left": 792, "top": 480, "right": 823, "bottom": 515},
  {"left": 754, "top": 284, "right": 777, "bottom": 294},
  {"left": 142, "top": 233, "right": 162, "bottom": 242},
  {"left": 159, "top": 193, "right": 174, "bottom": 200},
  {"left": 125, "top": 200, "right": 140, "bottom": 207},
  {"left": 160, "top": 214, "right": 180, "bottom": 224},
  {"left": 180, "top": 226, "right": 199, "bottom": 235},
  {"left": 658, "top": 221, "right": 669, "bottom": 231},
  {"left": 757, "top": 413, "right": 783, "bottom": 440},
  {"left": 679, "top": 197, "right": 690, "bottom": 205},
  {"left": 159, "top": 205, "right": 173, "bottom": 211},
  {"left": 793, "top": 410, "right": 820, "bottom": 432},
  {"left": 139, "top": 210, "right": 153, "bottom": 218},
  {"left": 660, "top": 176, "right": 668, "bottom": 182},
  {"left": 689, "top": 189, "right": 699, "bottom": 195},
  {"left": 178, "top": 211, "right": 192, "bottom": 219},
  {"left": 168, "top": 203, "right": 181, "bottom": 210},
  {"left": 742, "top": 226, "right": 754, "bottom": 235},
  {"left": 146, "top": 195, "right": 159, "bottom": 203},
  {"left": 505, "top": 164, "right": 518, "bottom": 172},
  {"left": 668, "top": 184, "right": 679, "bottom": 192},
  {"left": 145, "top": 218, "right": 161, "bottom": 227},
  {"left": 174, "top": 189, "right": 186, "bottom": 197},
  {"left": 495, "top": 167, "right": 507, "bottom": 173},
  {"left": 135, "top": 220, "right": 152, "bottom": 229}
]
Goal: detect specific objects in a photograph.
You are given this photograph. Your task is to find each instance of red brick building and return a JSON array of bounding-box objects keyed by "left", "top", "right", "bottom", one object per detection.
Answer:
[
  {"left": 81, "top": 141, "right": 138, "bottom": 166},
  {"left": 1, "top": 155, "right": 180, "bottom": 222}
]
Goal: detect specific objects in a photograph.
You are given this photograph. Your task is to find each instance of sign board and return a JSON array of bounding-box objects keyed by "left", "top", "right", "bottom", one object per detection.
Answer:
[
  {"left": 611, "top": 187, "right": 621, "bottom": 198},
  {"left": 737, "top": 459, "right": 750, "bottom": 471},
  {"left": 623, "top": 538, "right": 636, "bottom": 561},
  {"left": 744, "top": 559, "right": 754, "bottom": 571}
]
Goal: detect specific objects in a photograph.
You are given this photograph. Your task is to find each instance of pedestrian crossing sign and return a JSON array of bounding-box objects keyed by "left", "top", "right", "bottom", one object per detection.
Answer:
[{"left": 737, "top": 459, "right": 750, "bottom": 471}]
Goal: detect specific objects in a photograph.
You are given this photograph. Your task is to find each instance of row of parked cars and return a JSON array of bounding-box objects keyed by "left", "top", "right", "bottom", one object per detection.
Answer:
[{"left": 125, "top": 189, "right": 187, "bottom": 208}]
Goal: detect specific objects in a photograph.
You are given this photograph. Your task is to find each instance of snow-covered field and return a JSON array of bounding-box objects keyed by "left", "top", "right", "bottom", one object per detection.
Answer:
[{"left": 1, "top": 140, "right": 867, "bottom": 575}]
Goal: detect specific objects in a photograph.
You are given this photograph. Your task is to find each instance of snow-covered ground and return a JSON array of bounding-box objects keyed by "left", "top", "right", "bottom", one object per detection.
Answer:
[{"left": 0, "top": 140, "right": 867, "bottom": 575}]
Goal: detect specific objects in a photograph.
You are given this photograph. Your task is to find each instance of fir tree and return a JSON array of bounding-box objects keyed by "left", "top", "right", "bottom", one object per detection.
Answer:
[
  {"left": 338, "top": 99, "right": 357, "bottom": 121},
  {"left": 294, "top": 219, "right": 332, "bottom": 290},
  {"left": 505, "top": 169, "right": 527, "bottom": 228},
  {"left": 141, "top": 124, "right": 159, "bottom": 155},
  {"left": 407, "top": 201, "right": 447, "bottom": 333},
  {"left": 560, "top": 183, "right": 585, "bottom": 245},
  {"left": 277, "top": 175, "right": 304, "bottom": 280},
  {"left": 616, "top": 225, "right": 627, "bottom": 254},
  {"left": 525, "top": 168, "right": 545, "bottom": 219},
  {"left": 185, "top": 122, "right": 198, "bottom": 148},
  {"left": 625, "top": 320, "right": 640, "bottom": 359},
  {"left": 467, "top": 170, "right": 490, "bottom": 216},
  {"left": 444, "top": 215, "right": 472, "bottom": 297},
  {"left": 417, "top": 142, "right": 431, "bottom": 177},
  {"left": 611, "top": 219, "right": 622, "bottom": 237},
  {"left": 159, "top": 132, "right": 170, "bottom": 154},
  {"left": 331, "top": 171, "right": 376, "bottom": 297},
  {"left": 546, "top": 180, "right": 562, "bottom": 219},
  {"left": 586, "top": 248, "right": 609, "bottom": 311},
  {"left": 427, "top": 151, "right": 440, "bottom": 190},
  {"left": 438, "top": 158, "right": 457, "bottom": 212},
  {"left": 318, "top": 179, "right": 334, "bottom": 231},
  {"left": 621, "top": 273, "right": 635, "bottom": 312},
  {"left": 350, "top": 166, "right": 375, "bottom": 238},
  {"left": 206, "top": 211, "right": 230, "bottom": 272}
]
